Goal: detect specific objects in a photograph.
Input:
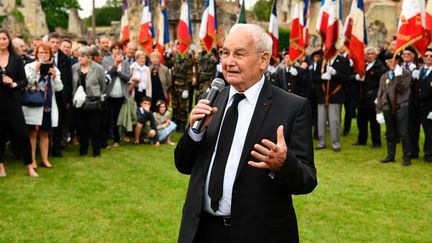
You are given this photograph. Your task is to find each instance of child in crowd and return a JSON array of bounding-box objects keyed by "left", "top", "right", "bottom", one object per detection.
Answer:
[
  {"left": 153, "top": 100, "right": 176, "bottom": 145},
  {"left": 134, "top": 96, "right": 159, "bottom": 146}
]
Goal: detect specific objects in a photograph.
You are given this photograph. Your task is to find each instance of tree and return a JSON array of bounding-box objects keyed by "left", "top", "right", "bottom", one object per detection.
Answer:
[
  {"left": 41, "top": 0, "right": 80, "bottom": 32},
  {"left": 83, "top": 6, "right": 122, "bottom": 27},
  {"left": 252, "top": 0, "right": 272, "bottom": 22},
  {"left": 106, "top": 0, "right": 120, "bottom": 8}
]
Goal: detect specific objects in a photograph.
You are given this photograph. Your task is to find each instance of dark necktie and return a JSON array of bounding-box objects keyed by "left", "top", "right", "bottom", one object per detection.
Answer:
[
  {"left": 405, "top": 63, "right": 410, "bottom": 70},
  {"left": 208, "top": 93, "right": 246, "bottom": 213},
  {"left": 421, "top": 68, "right": 428, "bottom": 79}
]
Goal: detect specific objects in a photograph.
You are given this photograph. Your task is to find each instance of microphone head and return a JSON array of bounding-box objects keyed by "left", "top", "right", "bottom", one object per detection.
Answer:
[{"left": 211, "top": 78, "right": 225, "bottom": 91}]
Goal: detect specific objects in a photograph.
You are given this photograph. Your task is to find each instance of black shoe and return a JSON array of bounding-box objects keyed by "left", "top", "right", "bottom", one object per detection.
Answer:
[
  {"left": 380, "top": 157, "right": 395, "bottom": 163},
  {"left": 352, "top": 142, "right": 366, "bottom": 146},
  {"left": 372, "top": 144, "right": 381, "bottom": 149},
  {"left": 409, "top": 154, "right": 419, "bottom": 159},
  {"left": 402, "top": 158, "right": 411, "bottom": 166},
  {"left": 314, "top": 145, "right": 326, "bottom": 150},
  {"left": 333, "top": 147, "right": 341, "bottom": 152},
  {"left": 52, "top": 151, "right": 63, "bottom": 157}
]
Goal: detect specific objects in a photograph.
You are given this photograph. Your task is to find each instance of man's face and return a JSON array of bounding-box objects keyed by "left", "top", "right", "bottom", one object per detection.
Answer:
[
  {"left": 60, "top": 41, "right": 71, "bottom": 56},
  {"left": 283, "top": 54, "right": 292, "bottom": 66},
  {"left": 49, "top": 38, "right": 60, "bottom": 54},
  {"left": 141, "top": 100, "right": 151, "bottom": 110},
  {"left": 386, "top": 59, "right": 396, "bottom": 70},
  {"left": 126, "top": 43, "right": 137, "bottom": 58},
  {"left": 221, "top": 28, "right": 269, "bottom": 91},
  {"left": 402, "top": 51, "right": 414, "bottom": 63},
  {"left": 150, "top": 54, "right": 160, "bottom": 65},
  {"left": 100, "top": 37, "right": 110, "bottom": 52},
  {"left": 365, "top": 51, "right": 377, "bottom": 63},
  {"left": 16, "top": 39, "right": 27, "bottom": 54},
  {"left": 424, "top": 51, "right": 432, "bottom": 66}
]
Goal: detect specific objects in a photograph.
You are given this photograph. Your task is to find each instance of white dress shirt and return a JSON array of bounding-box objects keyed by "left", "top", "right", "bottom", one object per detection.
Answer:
[{"left": 188, "top": 75, "right": 265, "bottom": 216}]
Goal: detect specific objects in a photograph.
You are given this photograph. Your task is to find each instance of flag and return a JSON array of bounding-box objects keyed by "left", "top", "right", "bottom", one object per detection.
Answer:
[
  {"left": 156, "top": 0, "right": 169, "bottom": 64},
  {"left": 120, "top": 0, "right": 130, "bottom": 44},
  {"left": 323, "top": 0, "right": 343, "bottom": 61},
  {"left": 394, "top": 0, "right": 427, "bottom": 57},
  {"left": 316, "top": 0, "right": 331, "bottom": 41},
  {"left": 268, "top": 0, "right": 279, "bottom": 59},
  {"left": 237, "top": 0, "right": 246, "bottom": 23},
  {"left": 303, "top": 0, "right": 311, "bottom": 47},
  {"left": 289, "top": 0, "right": 305, "bottom": 62},
  {"left": 426, "top": 0, "right": 432, "bottom": 44},
  {"left": 138, "top": 0, "right": 155, "bottom": 54},
  {"left": 199, "top": 0, "right": 217, "bottom": 52},
  {"left": 177, "top": 0, "right": 192, "bottom": 56},
  {"left": 344, "top": 0, "right": 367, "bottom": 77}
]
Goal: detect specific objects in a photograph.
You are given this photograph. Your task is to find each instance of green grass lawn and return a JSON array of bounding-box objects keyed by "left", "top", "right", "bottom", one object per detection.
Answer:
[{"left": 1, "top": 124, "right": 431, "bottom": 242}]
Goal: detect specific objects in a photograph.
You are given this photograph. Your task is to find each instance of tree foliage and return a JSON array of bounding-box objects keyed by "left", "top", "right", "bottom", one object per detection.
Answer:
[
  {"left": 83, "top": 6, "right": 122, "bottom": 27},
  {"left": 252, "top": 0, "right": 272, "bottom": 22},
  {"left": 41, "top": 0, "right": 80, "bottom": 32}
]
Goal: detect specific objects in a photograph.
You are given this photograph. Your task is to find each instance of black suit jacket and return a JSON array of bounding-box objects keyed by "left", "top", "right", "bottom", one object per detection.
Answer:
[
  {"left": 354, "top": 60, "right": 387, "bottom": 107},
  {"left": 272, "top": 65, "right": 311, "bottom": 99},
  {"left": 55, "top": 50, "right": 73, "bottom": 104},
  {"left": 1, "top": 53, "right": 27, "bottom": 102},
  {"left": 418, "top": 67, "right": 432, "bottom": 107},
  {"left": 174, "top": 79, "right": 317, "bottom": 243}
]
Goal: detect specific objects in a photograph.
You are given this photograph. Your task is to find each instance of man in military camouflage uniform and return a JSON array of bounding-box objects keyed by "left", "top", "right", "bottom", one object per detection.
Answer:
[
  {"left": 195, "top": 48, "right": 218, "bottom": 102},
  {"left": 171, "top": 48, "right": 194, "bottom": 132}
]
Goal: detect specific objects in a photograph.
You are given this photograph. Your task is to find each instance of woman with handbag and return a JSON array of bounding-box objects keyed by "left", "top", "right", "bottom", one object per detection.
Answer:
[
  {"left": 23, "top": 43, "right": 63, "bottom": 169},
  {"left": 0, "top": 28, "right": 38, "bottom": 177},
  {"left": 72, "top": 46, "right": 106, "bottom": 157}
]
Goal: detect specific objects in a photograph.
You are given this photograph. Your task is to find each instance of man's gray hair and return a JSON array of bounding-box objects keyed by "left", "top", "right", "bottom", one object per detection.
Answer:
[
  {"left": 364, "top": 46, "right": 378, "bottom": 54},
  {"left": 229, "top": 24, "right": 273, "bottom": 54}
]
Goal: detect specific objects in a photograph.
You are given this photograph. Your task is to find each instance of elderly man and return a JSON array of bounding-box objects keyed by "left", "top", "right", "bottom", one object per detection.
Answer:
[
  {"left": 353, "top": 47, "right": 387, "bottom": 148},
  {"left": 174, "top": 24, "right": 317, "bottom": 243}
]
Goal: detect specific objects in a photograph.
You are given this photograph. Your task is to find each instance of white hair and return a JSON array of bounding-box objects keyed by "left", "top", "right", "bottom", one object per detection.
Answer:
[
  {"left": 228, "top": 24, "right": 273, "bottom": 54},
  {"left": 364, "top": 46, "right": 378, "bottom": 54}
]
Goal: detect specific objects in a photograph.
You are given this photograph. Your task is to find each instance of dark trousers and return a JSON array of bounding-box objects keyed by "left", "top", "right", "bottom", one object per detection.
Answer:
[
  {"left": 343, "top": 93, "right": 355, "bottom": 135},
  {"left": 61, "top": 106, "right": 72, "bottom": 147},
  {"left": 108, "top": 97, "right": 124, "bottom": 143},
  {"left": 77, "top": 109, "right": 101, "bottom": 156},
  {"left": 99, "top": 101, "right": 109, "bottom": 148},
  {"left": 52, "top": 94, "right": 64, "bottom": 154},
  {"left": 420, "top": 104, "right": 432, "bottom": 160},
  {"left": 383, "top": 104, "right": 410, "bottom": 160},
  {"left": 408, "top": 104, "right": 421, "bottom": 157},
  {"left": 357, "top": 105, "right": 381, "bottom": 146},
  {"left": 0, "top": 101, "right": 32, "bottom": 164},
  {"left": 193, "top": 211, "right": 230, "bottom": 243}
]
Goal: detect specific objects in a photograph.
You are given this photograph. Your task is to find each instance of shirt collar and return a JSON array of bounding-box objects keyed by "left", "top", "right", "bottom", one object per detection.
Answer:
[{"left": 228, "top": 74, "right": 265, "bottom": 107}]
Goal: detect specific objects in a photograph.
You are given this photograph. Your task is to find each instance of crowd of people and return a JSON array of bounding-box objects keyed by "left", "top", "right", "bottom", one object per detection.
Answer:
[
  {"left": 0, "top": 26, "right": 431, "bottom": 178},
  {"left": 267, "top": 41, "right": 431, "bottom": 167}
]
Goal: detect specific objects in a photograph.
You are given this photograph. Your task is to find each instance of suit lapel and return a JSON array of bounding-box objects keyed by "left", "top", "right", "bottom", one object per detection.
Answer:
[{"left": 235, "top": 79, "right": 273, "bottom": 179}]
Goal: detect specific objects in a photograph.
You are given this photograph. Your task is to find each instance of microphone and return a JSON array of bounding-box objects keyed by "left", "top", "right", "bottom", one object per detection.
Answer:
[{"left": 191, "top": 78, "right": 225, "bottom": 134}]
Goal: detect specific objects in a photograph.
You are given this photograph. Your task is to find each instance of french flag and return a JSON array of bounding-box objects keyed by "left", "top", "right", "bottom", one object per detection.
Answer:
[
  {"left": 323, "top": 0, "right": 342, "bottom": 61},
  {"left": 156, "top": 0, "right": 169, "bottom": 64},
  {"left": 316, "top": 0, "right": 331, "bottom": 41},
  {"left": 426, "top": 0, "right": 432, "bottom": 44},
  {"left": 120, "top": 0, "right": 130, "bottom": 44},
  {"left": 289, "top": 1, "right": 305, "bottom": 62},
  {"left": 199, "top": 0, "right": 217, "bottom": 52},
  {"left": 268, "top": 0, "right": 279, "bottom": 60},
  {"left": 138, "top": 0, "right": 155, "bottom": 55},
  {"left": 344, "top": 0, "right": 367, "bottom": 77},
  {"left": 303, "top": 0, "right": 311, "bottom": 47},
  {"left": 177, "top": 0, "right": 192, "bottom": 56}
]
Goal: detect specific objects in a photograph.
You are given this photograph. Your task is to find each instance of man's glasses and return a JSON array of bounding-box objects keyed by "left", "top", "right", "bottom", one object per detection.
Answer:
[{"left": 218, "top": 49, "right": 263, "bottom": 60}]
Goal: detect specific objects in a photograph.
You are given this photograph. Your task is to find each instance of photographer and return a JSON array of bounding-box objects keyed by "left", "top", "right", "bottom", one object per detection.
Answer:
[
  {"left": 0, "top": 28, "right": 37, "bottom": 177},
  {"left": 23, "top": 43, "right": 63, "bottom": 169}
]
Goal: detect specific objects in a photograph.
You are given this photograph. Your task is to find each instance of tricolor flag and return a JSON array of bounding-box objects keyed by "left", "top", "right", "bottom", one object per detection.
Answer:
[
  {"left": 394, "top": 0, "right": 427, "bottom": 57},
  {"left": 303, "top": 0, "right": 311, "bottom": 47},
  {"left": 289, "top": 0, "right": 305, "bottom": 62},
  {"left": 316, "top": 0, "right": 331, "bottom": 41},
  {"left": 199, "top": 0, "right": 217, "bottom": 52},
  {"left": 426, "top": 0, "right": 432, "bottom": 44},
  {"left": 156, "top": 0, "right": 169, "bottom": 64},
  {"left": 120, "top": 0, "right": 130, "bottom": 44},
  {"left": 344, "top": 0, "right": 367, "bottom": 77},
  {"left": 138, "top": 0, "right": 155, "bottom": 54},
  {"left": 268, "top": 0, "right": 279, "bottom": 60},
  {"left": 177, "top": 0, "right": 192, "bottom": 56},
  {"left": 237, "top": 0, "right": 246, "bottom": 24},
  {"left": 323, "top": 0, "right": 343, "bottom": 61}
]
